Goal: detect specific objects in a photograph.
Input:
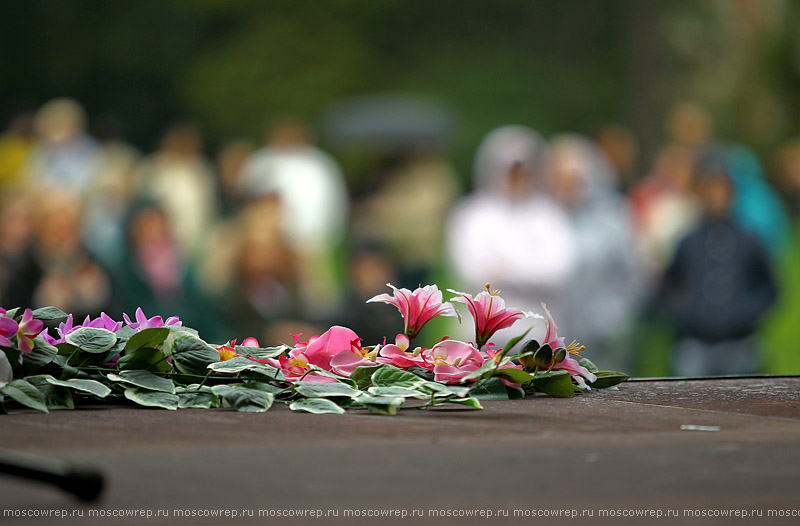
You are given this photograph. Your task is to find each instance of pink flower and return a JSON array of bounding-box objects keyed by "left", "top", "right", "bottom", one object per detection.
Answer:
[
  {"left": 329, "top": 339, "right": 378, "bottom": 376},
  {"left": 15, "top": 309, "right": 43, "bottom": 354},
  {"left": 278, "top": 349, "right": 338, "bottom": 383},
  {"left": 123, "top": 307, "right": 182, "bottom": 331},
  {"left": 377, "top": 334, "right": 428, "bottom": 369},
  {"left": 293, "top": 326, "right": 361, "bottom": 372},
  {"left": 368, "top": 284, "right": 458, "bottom": 340},
  {"left": 540, "top": 303, "right": 595, "bottom": 388},
  {"left": 0, "top": 315, "right": 19, "bottom": 348},
  {"left": 449, "top": 285, "right": 539, "bottom": 348},
  {"left": 422, "top": 339, "right": 485, "bottom": 385}
]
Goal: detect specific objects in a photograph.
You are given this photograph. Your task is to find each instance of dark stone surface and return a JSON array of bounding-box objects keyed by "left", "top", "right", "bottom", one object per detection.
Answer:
[{"left": 1, "top": 378, "right": 799, "bottom": 524}]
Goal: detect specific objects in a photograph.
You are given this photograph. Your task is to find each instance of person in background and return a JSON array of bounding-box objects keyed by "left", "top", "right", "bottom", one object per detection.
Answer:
[
  {"left": 83, "top": 115, "right": 142, "bottom": 268},
  {"left": 661, "top": 150, "right": 777, "bottom": 376},
  {"left": 24, "top": 98, "right": 103, "bottom": 194},
  {"left": 549, "top": 134, "right": 642, "bottom": 371},
  {"left": 3, "top": 192, "right": 116, "bottom": 319},
  {"left": 215, "top": 139, "right": 255, "bottom": 217},
  {"left": 596, "top": 123, "right": 639, "bottom": 193},
  {"left": 350, "top": 147, "right": 460, "bottom": 289},
  {"left": 134, "top": 122, "right": 218, "bottom": 264},
  {"left": 445, "top": 125, "right": 576, "bottom": 345},
  {"left": 0, "top": 112, "right": 36, "bottom": 193},
  {"left": 239, "top": 119, "right": 349, "bottom": 320},
  {"left": 220, "top": 193, "right": 302, "bottom": 344}
]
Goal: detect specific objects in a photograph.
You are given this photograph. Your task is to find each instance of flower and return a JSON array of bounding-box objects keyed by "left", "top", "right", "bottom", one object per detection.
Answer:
[
  {"left": 216, "top": 341, "right": 238, "bottom": 362},
  {"left": 377, "top": 334, "right": 428, "bottom": 369},
  {"left": 449, "top": 285, "right": 540, "bottom": 348},
  {"left": 293, "top": 326, "right": 361, "bottom": 372},
  {"left": 422, "top": 339, "right": 485, "bottom": 385},
  {"left": 0, "top": 315, "right": 19, "bottom": 348},
  {"left": 539, "top": 303, "right": 595, "bottom": 388},
  {"left": 123, "top": 307, "right": 182, "bottom": 331},
  {"left": 45, "top": 313, "right": 124, "bottom": 345},
  {"left": 368, "top": 284, "right": 458, "bottom": 340},
  {"left": 15, "top": 309, "right": 43, "bottom": 354},
  {"left": 278, "top": 348, "right": 338, "bottom": 383},
  {"left": 329, "top": 339, "right": 377, "bottom": 376}
]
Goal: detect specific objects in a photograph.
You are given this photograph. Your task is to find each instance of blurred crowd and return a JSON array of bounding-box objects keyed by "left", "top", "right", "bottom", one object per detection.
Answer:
[{"left": 2, "top": 98, "right": 799, "bottom": 376}]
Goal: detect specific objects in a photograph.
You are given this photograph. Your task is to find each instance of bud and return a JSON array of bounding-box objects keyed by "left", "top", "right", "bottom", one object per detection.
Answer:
[
  {"left": 533, "top": 344, "right": 553, "bottom": 368},
  {"left": 518, "top": 339, "right": 540, "bottom": 369},
  {"left": 553, "top": 347, "right": 567, "bottom": 363}
]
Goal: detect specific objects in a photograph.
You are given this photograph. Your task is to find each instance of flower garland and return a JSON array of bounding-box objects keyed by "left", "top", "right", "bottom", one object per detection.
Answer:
[{"left": 0, "top": 285, "right": 627, "bottom": 415}]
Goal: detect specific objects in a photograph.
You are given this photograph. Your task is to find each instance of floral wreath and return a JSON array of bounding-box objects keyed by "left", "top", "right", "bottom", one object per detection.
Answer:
[{"left": 0, "top": 284, "right": 627, "bottom": 415}]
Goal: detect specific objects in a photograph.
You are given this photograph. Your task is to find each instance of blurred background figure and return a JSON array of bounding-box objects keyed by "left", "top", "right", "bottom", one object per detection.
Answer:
[
  {"left": 549, "top": 134, "right": 642, "bottom": 371},
  {"left": 219, "top": 193, "right": 300, "bottom": 344},
  {"left": 82, "top": 115, "right": 142, "bottom": 268},
  {"left": 25, "top": 98, "right": 102, "bottom": 194},
  {"left": 0, "top": 112, "right": 36, "bottom": 193},
  {"left": 660, "top": 150, "right": 777, "bottom": 376},
  {"left": 0, "top": 191, "right": 37, "bottom": 307},
  {"left": 3, "top": 192, "right": 115, "bottom": 319},
  {"left": 595, "top": 123, "right": 639, "bottom": 193},
  {"left": 240, "top": 119, "right": 349, "bottom": 320},
  {"left": 351, "top": 148, "right": 460, "bottom": 289},
  {"left": 445, "top": 125, "right": 576, "bottom": 344},
  {"left": 341, "top": 241, "right": 403, "bottom": 345},
  {"left": 215, "top": 139, "right": 255, "bottom": 217},
  {"left": 135, "top": 122, "right": 218, "bottom": 264}
]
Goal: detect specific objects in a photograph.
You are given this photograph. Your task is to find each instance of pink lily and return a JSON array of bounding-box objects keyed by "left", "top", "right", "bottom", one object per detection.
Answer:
[
  {"left": 16, "top": 309, "right": 43, "bottom": 354},
  {"left": 329, "top": 339, "right": 378, "bottom": 376},
  {"left": 293, "top": 326, "right": 361, "bottom": 372},
  {"left": 278, "top": 348, "right": 338, "bottom": 383},
  {"left": 123, "top": 307, "right": 182, "bottom": 331},
  {"left": 422, "top": 339, "right": 486, "bottom": 385},
  {"left": 540, "top": 303, "right": 595, "bottom": 388},
  {"left": 0, "top": 315, "right": 19, "bottom": 348},
  {"left": 368, "top": 284, "right": 458, "bottom": 340},
  {"left": 377, "top": 334, "right": 428, "bottom": 369},
  {"left": 449, "top": 285, "right": 540, "bottom": 349}
]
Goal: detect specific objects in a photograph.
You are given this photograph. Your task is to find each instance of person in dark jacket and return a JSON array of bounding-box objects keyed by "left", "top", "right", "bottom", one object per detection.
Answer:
[{"left": 661, "top": 150, "right": 777, "bottom": 376}]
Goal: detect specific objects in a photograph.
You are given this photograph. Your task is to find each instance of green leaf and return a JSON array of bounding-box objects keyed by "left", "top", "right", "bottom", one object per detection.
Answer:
[
  {"left": 450, "top": 397, "right": 483, "bottom": 409},
  {"left": 25, "top": 376, "right": 74, "bottom": 410},
  {"left": 123, "top": 388, "right": 178, "bottom": 410},
  {"left": 0, "top": 352, "right": 12, "bottom": 388},
  {"left": 235, "top": 345, "right": 288, "bottom": 360},
  {"left": 505, "top": 326, "right": 533, "bottom": 354},
  {"left": 588, "top": 371, "right": 629, "bottom": 389},
  {"left": 418, "top": 381, "right": 471, "bottom": 398},
  {"left": 30, "top": 375, "right": 112, "bottom": 398},
  {"left": 367, "top": 386, "right": 427, "bottom": 399},
  {"left": 294, "top": 382, "right": 359, "bottom": 398},
  {"left": 208, "top": 356, "right": 259, "bottom": 373},
  {"left": 3, "top": 307, "right": 19, "bottom": 319},
  {"left": 117, "top": 347, "right": 170, "bottom": 372},
  {"left": 107, "top": 370, "right": 175, "bottom": 394},
  {"left": 31, "top": 306, "right": 68, "bottom": 321},
  {"left": 170, "top": 336, "right": 219, "bottom": 375},
  {"left": 355, "top": 394, "right": 405, "bottom": 415},
  {"left": 532, "top": 370, "right": 576, "bottom": 397},
  {"left": 469, "top": 377, "right": 509, "bottom": 400},
  {"left": 65, "top": 327, "right": 117, "bottom": 353},
  {"left": 493, "top": 368, "right": 535, "bottom": 384},
  {"left": 55, "top": 342, "right": 78, "bottom": 356},
  {"left": 290, "top": 398, "right": 346, "bottom": 414},
  {"left": 371, "top": 365, "right": 424, "bottom": 388},
  {"left": 578, "top": 357, "right": 599, "bottom": 374},
  {"left": 459, "top": 357, "right": 509, "bottom": 383},
  {"left": 0, "top": 379, "right": 48, "bottom": 412},
  {"left": 218, "top": 386, "right": 274, "bottom": 412},
  {"left": 349, "top": 365, "right": 382, "bottom": 389},
  {"left": 176, "top": 387, "right": 220, "bottom": 409},
  {"left": 20, "top": 339, "right": 58, "bottom": 376},
  {"left": 125, "top": 327, "right": 170, "bottom": 353}
]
